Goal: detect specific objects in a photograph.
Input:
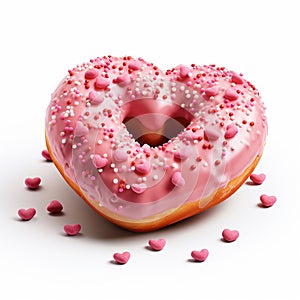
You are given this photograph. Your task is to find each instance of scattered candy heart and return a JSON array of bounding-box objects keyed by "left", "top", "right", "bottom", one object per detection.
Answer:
[
  {"left": 47, "top": 200, "right": 63, "bottom": 214},
  {"left": 148, "top": 238, "right": 166, "bottom": 251},
  {"left": 41, "top": 149, "right": 52, "bottom": 162},
  {"left": 18, "top": 208, "right": 36, "bottom": 221},
  {"left": 25, "top": 177, "right": 41, "bottom": 189},
  {"left": 250, "top": 173, "right": 266, "bottom": 185},
  {"left": 113, "top": 251, "right": 131, "bottom": 264},
  {"left": 64, "top": 224, "right": 81, "bottom": 236},
  {"left": 191, "top": 249, "right": 209, "bottom": 262},
  {"left": 260, "top": 194, "right": 277, "bottom": 207},
  {"left": 222, "top": 228, "right": 239, "bottom": 242}
]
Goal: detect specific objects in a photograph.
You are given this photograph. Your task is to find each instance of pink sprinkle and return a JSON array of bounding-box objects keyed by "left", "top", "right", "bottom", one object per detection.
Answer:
[
  {"left": 224, "top": 88, "right": 239, "bottom": 101},
  {"left": 173, "top": 148, "right": 189, "bottom": 161},
  {"left": 224, "top": 124, "right": 238, "bottom": 139},
  {"left": 135, "top": 161, "right": 151, "bottom": 174},
  {"left": 250, "top": 173, "right": 266, "bottom": 185},
  {"left": 84, "top": 69, "right": 98, "bottom": 80},
  {"left": 205, "top": 86, "right": 219, "bottom": 97},
  {"left": 204, "top": 127, "right": 219, "bottom": 141},
  {"left": 94, "top": 76, "right": 110, "bottom": 90},
  {"left": 171, "top": 171, "right": 185, "bottom": 187},
  {"left": 92, "top": 154, "right": 108, "bottom": 169},
  {"left": 260, "top": 194, "right": 277, "bottom": 207},
  {"left": 231, "top": 73, "right": 244, "bottom": 84},
  {"left": 113, "top": 149, "right": 128, "bottom": 162},
  {"left": 222, "top": 229, "right": 239, "bottom": 242},
  {"left": 25, "top": 177, "right": 41, "bottom": 189},
  {"left": 88, "top": 91, "right": 104, "bottom": 105},
  {"left": 18, "top": 208, "right": 36, "bottom": 221},
  {"left": 64, "top": 224, "right": 81, "bottom": 236},
  {"left": 131, "top": 183, "right": 147, "bottom": 194},
  {"left": 148, "top": 238, "right": 166, "bottom": 251},
  {"left": 191, "top": 249, "right": 209, "bottom": 262},
  {"left": 179, "top": 65, "right": 190, "bottom": 78},
  {"left": 47, "top": 200, "right": 63, "bottom": 214},
  {"left": 75, "top": 121, "right": 89, "bottom": 137},
  {"left": 41, "top": 149, "right": 52, "bottom": 161},
  {"left": 115, "top": 74, "right": 130, "bottom": 85},
  {"left": 113, "top": 251, "right": 130, "bottom": 264},
  {"left": 128, "top": 60, "right": 141, "bottom": 71}
]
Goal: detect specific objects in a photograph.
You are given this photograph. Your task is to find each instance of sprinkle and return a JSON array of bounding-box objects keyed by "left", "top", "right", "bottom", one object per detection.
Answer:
[
  {"left": 41, "top": 150, "right": 52, "bottom": 161},
  {"left": 191, "top": 249, "right": 209, "bottom": 262},
  {"left": 131, "top": 183, "right": 147, "bottom": 194},
  {"left": 224, "top": 124, "right": 238, "bottom": 139},
  {"left": 64, "top": 224, "right": 81, "bottom": 236},
  {"left": 18, "top": 208, "right": 36, "bottom": 221},
  {"left": 148, "top": 238, "right": 166, "bottom": 251},
  {"left": 84, "top": 69, "right": 98, "bottom": 80},
  {"left": 171, "top": 171, "right": 185, "bottom": 187},
  {"left": 46, "top": 200, "right": 63, "bottom": 214},
  {"left": 92, "top": 155, "right": 108, "bottom": 168},
  {"left": 260, "top": 194, "right": 277, "bottom": 207},
  {"left": 250, "top": 173, "right": 266, "bottom": 185},
  {"left": 94, "top": 76, "right": 110, "bottom": 90},
  {"left": 224, "top": 88, "right": 239, "bottom": 101},
  {"left": 113, "top": 251, "right": 130, "bottom": 264},
  {"left": 222, "top": 229, "right": 239, "bottom": 242},
  {"left": 24, "top": 177, "right": 41, "bottom": 190}
]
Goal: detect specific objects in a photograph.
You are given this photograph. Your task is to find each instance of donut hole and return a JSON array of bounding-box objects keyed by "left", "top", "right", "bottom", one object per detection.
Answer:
[{"left": 123, "top": 116, "right": 191, "bottom": 147}]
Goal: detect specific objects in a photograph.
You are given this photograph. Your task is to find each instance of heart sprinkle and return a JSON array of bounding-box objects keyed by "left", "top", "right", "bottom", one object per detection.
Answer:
[
  {"left": 64, "top": 224, "right": 81, "bottom": 236},
  {"left": 41, "top": 149, "right": 52, "bottom": 161},
  {"left": 148, "top": 238, "right": 166, "bottom": 251},
  {"left": 25, "top": 177, "right": 41, "bottom": 189},
  {"left": 250, "top": 173, "right": 266, "bottom": 185},
  {"left": 18, "top": 208, "right": 36, "bottom": 221},
  {"left": 47, "top": 200, "right": 63, "bottom": 214},
  {"left": 191, "top": 249, "right": 209, "bottom": 262},
  {"left": 222, "top": 228, "right": 239, "bottom": 242},
  {"left": 113, "top": 251, "right": 131, "bottom": 264},
  {"left": 260, "top": 194, "right": 277, "bottom": 207}
]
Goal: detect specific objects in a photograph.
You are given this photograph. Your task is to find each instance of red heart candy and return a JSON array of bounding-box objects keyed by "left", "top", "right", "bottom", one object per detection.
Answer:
[
  {"left": 64, "top": 224, "right": 81, "bottom": 236},
  {"left": 47, "top": 200, "right": 63, "bottom": 214},
  {"left": 25, "top": 177, "right": 41, "bottom": 189},
  {"left": 222, "top": 228, "right": 239, "bottom": 242},
  {"left": 191, "top": 249, "right": 209, "bottom": 262},
  {"left": 18, "top": 208, "right": 36, "bottom": 221},
  {"left": 113, "top": 251, "right": 130, "bottom": 264},
  {"left": 148, "top": 238, "right": 166, "bottom": 251},
  {"left": 260, "top": 194, "right": 277, "bottom": 207},
  {"left": 41, "top": 149, "right": 52, "bottom": 161},
  {"left": 250, "top": 173, "right": 266, "bottom": 185}
]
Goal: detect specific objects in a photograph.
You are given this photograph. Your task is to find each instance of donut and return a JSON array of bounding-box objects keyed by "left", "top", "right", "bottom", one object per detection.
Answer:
[{"left": 45, "top": 55, "right": 267, "bottom": 232}]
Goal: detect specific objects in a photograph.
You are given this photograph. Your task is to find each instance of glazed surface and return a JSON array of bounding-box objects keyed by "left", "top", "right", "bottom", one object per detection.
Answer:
[{"left": 46, "top": 56, "right": 267, "bottom": 220}]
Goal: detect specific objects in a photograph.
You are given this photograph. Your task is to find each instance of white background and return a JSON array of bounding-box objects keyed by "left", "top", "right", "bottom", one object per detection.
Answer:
[{"left": 0, "top": 0, "right": 299, "bottom": 299}]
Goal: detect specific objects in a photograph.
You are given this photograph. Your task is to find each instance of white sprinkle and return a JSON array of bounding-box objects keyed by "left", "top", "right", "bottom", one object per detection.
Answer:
[
  {"left": 203, "top": 162, "right": 208, "bottom": 167},
  {"left": 110, "top": 163, "right": 115, "bottom": 168},
  {"left": 97, "top": 140, "right": 103, "bottom": 145},
  {"left": 153, "top": 175, "right": 159, "bottom": 181},
  {"left": 126, "top": 184, "right": 130, "bottom": 189},
  {"left": 142, "top": 177, "right": 147, "bottom": 182},
  {"left": 72, "top": 145, "right": 77, "bottom": 149},
  {"left": 113, "top": 167, "right": 119, "bottom": 173},
  {"left": 61, "top": 138, "right": 66, "bottom": 144},
  {"left": 103, "top": 153, "right": 108, "bottom": 158},
  {"left": 113, "top": 178, "right": 118, "bottom": 184}
]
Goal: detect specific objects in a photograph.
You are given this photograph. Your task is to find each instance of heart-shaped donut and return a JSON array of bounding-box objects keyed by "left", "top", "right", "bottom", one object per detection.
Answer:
[{"left": 45, "top": 55, "right": 267, "bottom": 232}]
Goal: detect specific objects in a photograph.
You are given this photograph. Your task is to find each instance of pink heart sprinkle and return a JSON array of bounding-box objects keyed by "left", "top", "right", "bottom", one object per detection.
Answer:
[
  {"left": 222, "top": 229, "right": 239, "bottom": 242},
  {"left": 205, "top": 86, "right": 219, "bottom": 97},
  {"left": 113, "top": 149, "right": 128, "bottom": 162},
  {"left": 171, "top": 171, "right": 185, "bottom": 187},
  {"left": 41, "top": 149, "right": 52, "bottom": 161},
  {"left": 260, "top": 194, "right": 277, "bottom": 207},
  {"left": 25, "top": 177, "right": 41, "bottom": 189},
  {"left": 224, "top": 124, "right": 238, "bottom": 139},
  {"left": 94, "top": 76, "right": 110, "bottom": 90},
  {"left": 191, "top": 249, "right": 209, "bottom": 262},
  {"left": 113, "top": 251, "right": 130, "bottom": 264},
  {"left": 131, "top": 183, "right": 147, "bottom": 194},
  {"left": 75, "top": 121, "right": 89, "bottom": 136},
  {"left": 250, "top": 173, "right": 266, "bottom": 185},
  {"left": 148, "top": 238, "right": 166, "bottom": 251},
  {"left": 64, "top": 224, "right": 81, "bottom": 236},
  {"left": 135, "top": 161, "right": 151, "bottom": 174},
  {"left": 231, "top": 73, "right": 244, "bottom": 84},
  {"left": 179, "top": 65, "right": 190, "bottom": 78},
  {"left": 204, "top": 127, "right": 220, "bottom": 141},
  {"left": 92, "top": 155, "right": 108, "bottom": 169},
  {"left": 47, "top": 200, "right": 63, "bottom": 214},
  {"left": 84, "top": 68, "right": 99, "bottom": 80},
  {"left": 224, "top": 88, "right": 239, "bottom": 101},
  {"left": 18, "top": 208, "right": 36, "bottom": 221}
]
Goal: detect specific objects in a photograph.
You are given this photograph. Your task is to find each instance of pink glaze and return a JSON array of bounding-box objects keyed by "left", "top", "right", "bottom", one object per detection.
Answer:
[{"left": 46, "top": 56, "right": 267, "bottom": 221}]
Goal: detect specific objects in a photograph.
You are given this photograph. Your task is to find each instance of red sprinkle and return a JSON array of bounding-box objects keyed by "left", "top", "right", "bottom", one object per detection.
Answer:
[
  {"left": 47, "top": 200, "right": 63, "bottom": 214},
  {"left": 25, "top": 177, "right": 41, "bottom": 189},
  {"left": 18, "top": 208, "right": 36, "bottom": 221},
  {"left": 42, "top": 149, "right": 52, "bottom": 161},
  {"left": 64, "top": 224, "right": 81, "bottom": 236}
]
